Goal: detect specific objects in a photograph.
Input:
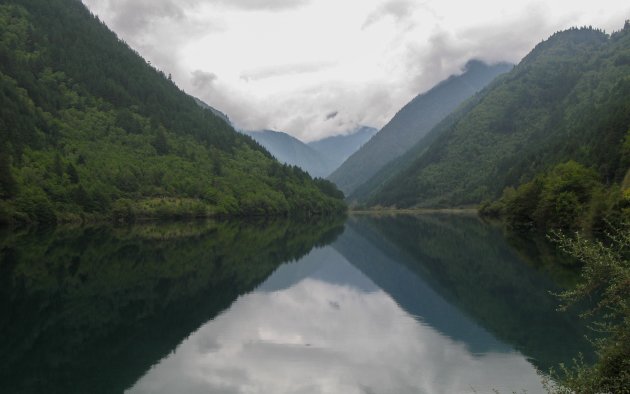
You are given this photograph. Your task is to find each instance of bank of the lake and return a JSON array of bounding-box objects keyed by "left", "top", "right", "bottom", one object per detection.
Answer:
[{"left": 350, "top": 207, "right": 479, "bottom": 216}]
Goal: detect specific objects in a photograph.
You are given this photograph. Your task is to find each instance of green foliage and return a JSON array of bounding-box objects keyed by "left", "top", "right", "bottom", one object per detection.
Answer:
[
  {"left": 152, "top": 128, "right": 170, "bottom": 155},
  {"left": 14, "top": 186, "right": 56, "bottom": 223},
  {"left": 546, "top": 224, "right": 630, "bottom": 393},
  {"left": 0, "top": 2, "right": 345, "bottom": 224},
  {"left": 482, "top": 161, "right": 630, "bottom": 236},
  {"left": 0, "top": 153, "right": 18, "bottom": 198},
  {"left": 313, "top": 177, "right": 345, "bottom": 200},
  {"left": 366, "top": 25, "right": 630, "bottom": 209}
]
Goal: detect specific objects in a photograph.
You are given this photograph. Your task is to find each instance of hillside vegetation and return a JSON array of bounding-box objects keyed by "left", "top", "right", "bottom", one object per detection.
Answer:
[
  {"left": 364, "top": 25, "right": 630, "bottom": 232},
  {"left": 0, "top": 1, "right": 344, "bottom": 224},
  {"left": 329, "top": 60, "right": 512, "bottom": 195}
]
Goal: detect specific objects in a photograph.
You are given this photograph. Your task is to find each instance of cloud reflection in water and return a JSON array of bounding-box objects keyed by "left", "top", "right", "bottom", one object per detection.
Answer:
[{"left": 128, "top": 247, "right": 543, "bottom": 394}]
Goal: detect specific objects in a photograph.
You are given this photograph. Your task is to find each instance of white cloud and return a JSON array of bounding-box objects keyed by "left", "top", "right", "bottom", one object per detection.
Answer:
[
  {"left": 191, "top": 70, "right": 218, "bottom": 90},
  {"left": 215, "top": 0, "right": 310, "bottom": 11},
  {"left": 82, "top": 0, "right": 630, "bottom": 141}
]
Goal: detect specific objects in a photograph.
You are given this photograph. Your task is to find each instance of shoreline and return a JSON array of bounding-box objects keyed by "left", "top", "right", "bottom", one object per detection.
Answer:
[{"left": 349, "top": 207, "right": 479, "bottom": 216}]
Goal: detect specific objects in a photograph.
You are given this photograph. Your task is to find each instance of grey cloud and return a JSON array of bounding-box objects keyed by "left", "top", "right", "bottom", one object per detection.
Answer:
[
  {"left": 362, "top": 0, "right": 417, "bottom": 29},
  {"left": 85, "top": 0, "right": 477, "bottom": 141},
  {"left": 84, "top": 0, "right": 190, "bottom": 35},
  {"left": 83, "top": 0, "right": 224, "bottom": 88},
  {"left": 215, "top": 0, "right": 310, "bottom": 11},
  {"left": 189, "top": 78, "right": 395, "bottom": 141},
  {"left": 240, "top": 62, "right": 334, "bottom": 82},
  {"left": 325, "top": 111, "right": 338, "bottom": 121},
  {"left": 86, "top": 0, "right": 574, "bottom": 143},
  {"left": 85, "top": 0, "right": 309, "bottom": 26},
  {"left": 83, "top": 0, "right": 224, "bottom": 38},
  {"left": 191, "top": 70, "right": 218, "bottom": 90},
  {"left": 267, "top": 82, "right": 394, "bottom": 141},
  {"left": 402, "top": 5, "right": 553, "bottom": 97}
]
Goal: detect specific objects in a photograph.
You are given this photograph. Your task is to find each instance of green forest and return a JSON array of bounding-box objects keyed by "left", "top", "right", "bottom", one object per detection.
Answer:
[
  {"left": 361, "top": 24, "right": 630, "bottom": 234},
  {"left": 480, "top": 160, "right": 629, "bottom": 235},
  {"left": 0, "top": 1, "right": 345, "bottom": 225}
]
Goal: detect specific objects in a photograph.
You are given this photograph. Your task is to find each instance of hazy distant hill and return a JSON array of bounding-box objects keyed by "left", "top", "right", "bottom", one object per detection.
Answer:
[
  {"left": 365, "top": 26, "right": 630, "bottom": 210},
  {"left": 328, "top": 60, "right": 512, "bottom": 195},
  {"left": 244, "top": 130, "right": 331, "bottom": 178},
  {"left": 308, "top": 126, "right": 377, "bottom": 173},
  {"left": 0, "top": 0, "right": 344, "bottom": 223},
  {"left": 244, "top": 126, "right": 378, "bottom": 178}
]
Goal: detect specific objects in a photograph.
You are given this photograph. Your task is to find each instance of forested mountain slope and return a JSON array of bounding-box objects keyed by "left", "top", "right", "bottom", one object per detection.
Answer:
[
  {"left": 328, "top": 60, "right": 512, "bottom": 195},
  {"left": 193, "top": 97, "right": 231, "bottom": 125},
  {"left": 0, "top": 1, "right": 344, "bottom": 223},
  {"left": 366, "top": 25, "right": 630, "bottom": 212}
]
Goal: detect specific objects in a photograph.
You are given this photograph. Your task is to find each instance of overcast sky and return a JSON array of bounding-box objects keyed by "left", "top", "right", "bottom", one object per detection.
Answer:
[{"left": 82, "top": 0, "right": 630, "bottom": 142}]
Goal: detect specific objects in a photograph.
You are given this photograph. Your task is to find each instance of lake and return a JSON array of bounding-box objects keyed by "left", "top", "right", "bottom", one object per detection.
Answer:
[{"left": 0, "top": 214, "right": 592, "bottom": 394}]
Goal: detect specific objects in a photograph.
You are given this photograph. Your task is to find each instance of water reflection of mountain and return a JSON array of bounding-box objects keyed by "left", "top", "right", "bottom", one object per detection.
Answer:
[
  {"left": 333, "top": 222, "right": 512, "bottom": 355},
  {"left": 258, "top": 246, "right": 378, "bottom": 293},
  {"left": 0, "top": 218, "right": 344, "bottom": 394},
  {"left": 339, "top": 214, "right": 592, "bottom": 371}
]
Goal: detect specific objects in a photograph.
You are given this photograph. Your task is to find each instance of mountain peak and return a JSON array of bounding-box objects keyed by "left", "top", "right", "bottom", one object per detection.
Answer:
[{"left": 328, "top": 60, "right": 512, "bottom": 195}]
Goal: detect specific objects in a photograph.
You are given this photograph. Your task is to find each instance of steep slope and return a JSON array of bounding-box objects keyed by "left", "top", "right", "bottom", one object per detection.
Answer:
[
  {"left": 0, "top": 1, "right": 344, "bottom": 223},
  {"left": 328, "top": 60, "right": 512, "bottom": 195},
  {"left": 367, "top": 25, "right": 630, "bottom": 209},
  {"left": 243, "top": 130, "right": 332, "bottom": 178},
  {"left": 308, "top": 126, "right": 377, "bottom": 174},
  {"left": 193, "top": 97, "right": 231, "bottom": 125}
]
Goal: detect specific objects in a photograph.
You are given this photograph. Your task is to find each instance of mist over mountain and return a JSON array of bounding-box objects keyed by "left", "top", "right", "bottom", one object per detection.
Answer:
[
  {"left": 308, "top": 126, "right": 377, "bottom": 173},
  {"left": 328, "top": 60, "right": 513, "bottom": 195}
]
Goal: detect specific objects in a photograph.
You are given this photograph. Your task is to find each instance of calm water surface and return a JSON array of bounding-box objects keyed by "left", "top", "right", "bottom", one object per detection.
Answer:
[{"left": 0, "top": 214, "right": 591, "bottom": 393}]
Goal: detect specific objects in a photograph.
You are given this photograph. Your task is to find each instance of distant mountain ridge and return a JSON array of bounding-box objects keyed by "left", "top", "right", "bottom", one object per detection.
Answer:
[
  {"left": 328, "top": 60, "right": 513, "bottom": 195},
  {"left": 308, "top": 126, "right": 377, "bottom": 172},
  {"left": 244, "top": 126, "right": 377, "bottom": 179},
  {"left": 243, "top": 130, "right": 331, "bottom": 178}
]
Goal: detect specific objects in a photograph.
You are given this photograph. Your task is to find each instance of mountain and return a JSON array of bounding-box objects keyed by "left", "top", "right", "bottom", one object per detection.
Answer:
[
  {"left": 308, "top": 126, "right": 377, "bottom": 173},
  {"left": 0, "top": 0, "right": 345, "bottom": 223},
  {"left": 244, "top": 126, "right": 377, "bottom": 179},
  {"left": 193, "top": 97, "right": 231, "bottom": 125},
  {"left": 365, "top": 25, "right": 630, "bottom": 213},
  {"left": 243, "top": 130, "right": 331, "bottom": 178},
  {"left": 328, "top": 60, "right": 513, "bottom": 195}
]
